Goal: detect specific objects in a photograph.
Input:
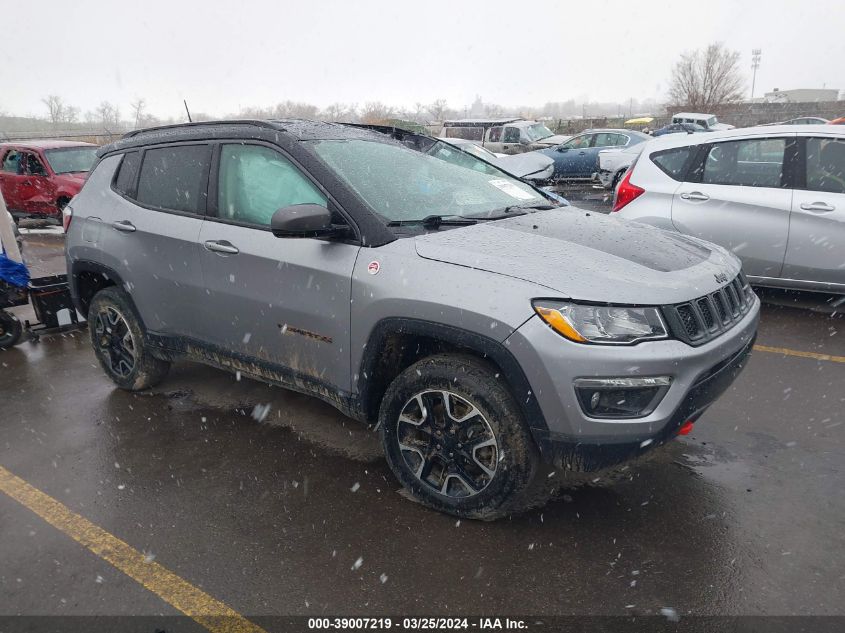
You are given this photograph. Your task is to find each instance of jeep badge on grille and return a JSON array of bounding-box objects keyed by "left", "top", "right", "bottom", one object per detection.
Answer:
[{"left": 714, "top": 272, "right": 729, "bottom": 284}]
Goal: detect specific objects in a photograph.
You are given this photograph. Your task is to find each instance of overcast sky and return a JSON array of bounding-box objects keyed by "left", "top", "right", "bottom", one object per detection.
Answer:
[{"left": 3, "top": 0, "right": 843, "bottom": 119}]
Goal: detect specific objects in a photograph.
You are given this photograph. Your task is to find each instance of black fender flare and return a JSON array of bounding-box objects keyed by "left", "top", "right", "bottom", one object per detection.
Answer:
[
  {"left": 69, "top": 260, "right": 141, "bottom": 322},
  {"left": 357, "top": 317, "right": 547, "bottom": 432}
]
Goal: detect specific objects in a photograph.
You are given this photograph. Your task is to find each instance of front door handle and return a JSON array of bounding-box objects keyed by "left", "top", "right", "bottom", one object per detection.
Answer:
[
  {"left": 111, "top": 220, "right": 136, "bottom": 232},
  {"left": 578, "top": 151, "right": 587, "bottom": 155},
  {"left": 204, "top": 240, "right": 239, "bottom": 255},
  {"left": 800, "top": 201, "right": 835, "bottom": 213},
  {"left": 680, "top": 191, "right": 710, "bottom": 201}
]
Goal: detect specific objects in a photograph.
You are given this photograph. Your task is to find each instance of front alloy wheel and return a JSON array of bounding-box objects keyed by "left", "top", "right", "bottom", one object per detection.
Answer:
[
  {"left": 94, "top": 306, "right": 136, "bottom": 377},
  {"left": 397, "top": 390, "right": 499, "bottom": 498}
]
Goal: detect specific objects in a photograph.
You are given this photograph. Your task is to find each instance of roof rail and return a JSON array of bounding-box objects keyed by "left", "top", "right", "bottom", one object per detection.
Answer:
[{"left": 122, "top": 119, "right": 281, "bottom": 139}]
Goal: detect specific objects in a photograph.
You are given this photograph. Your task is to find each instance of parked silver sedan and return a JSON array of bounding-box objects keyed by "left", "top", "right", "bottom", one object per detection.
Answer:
[{"left": 613, "top": 125, "right": 845, "bottom": 294}]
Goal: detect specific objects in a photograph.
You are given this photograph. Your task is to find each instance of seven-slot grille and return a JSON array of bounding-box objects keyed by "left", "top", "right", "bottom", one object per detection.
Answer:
[{"left": 664, "top": 273, "right": 754, "bottom": 345}]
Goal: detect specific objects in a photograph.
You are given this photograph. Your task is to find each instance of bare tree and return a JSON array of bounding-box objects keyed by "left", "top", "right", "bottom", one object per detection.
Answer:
[
  {"left": 412, "top": 102, "right": 427, "bottom": 123},
  {"left": 321, "top": 103, "right": 357, "bottom": 122},
  {"left": 668, "top": 43, "right": 745, "bottom": 110},
  {"left": 360, "top": 102, "right": 394, "bottom": 124},
  {"left": 427, "top": 99, "right": 448, "bottom": 122},
  {"left": 63, "top": 105, "right": 80, "bottom": 124},
  {"left": 271, "top": 100, "right": 319, "bottom": 119},
  {"left": 42, "top": 95, "right": 65, "bottom": 126},
  {"left": 90, "top": 101, "right": 121, "bottom": 132},
  {"left": 130, "top": 98, "right": 146, "bottom": 129}
]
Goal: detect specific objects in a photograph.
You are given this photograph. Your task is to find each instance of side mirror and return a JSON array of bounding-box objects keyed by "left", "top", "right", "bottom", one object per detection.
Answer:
[
  {"left": 270, "top": 204, "right": 341, "bottom": 238},
  {"left": 556, "top": 146, "right": 569, "bottom": 153}
]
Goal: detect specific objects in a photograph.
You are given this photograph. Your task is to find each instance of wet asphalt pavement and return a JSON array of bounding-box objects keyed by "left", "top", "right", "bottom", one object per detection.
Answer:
[{"left": 1, "top": 223, "right": 843, "bottom": 623}]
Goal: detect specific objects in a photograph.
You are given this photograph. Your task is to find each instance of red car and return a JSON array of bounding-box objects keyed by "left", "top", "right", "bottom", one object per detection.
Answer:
[{"left": 0, "top": 141, "right": 97, "bottom": 222}]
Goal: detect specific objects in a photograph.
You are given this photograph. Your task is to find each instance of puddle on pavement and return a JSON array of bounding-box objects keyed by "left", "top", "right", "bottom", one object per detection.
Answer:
[{"left": 673, "top": 437, "right": 753, "bottom": 491}]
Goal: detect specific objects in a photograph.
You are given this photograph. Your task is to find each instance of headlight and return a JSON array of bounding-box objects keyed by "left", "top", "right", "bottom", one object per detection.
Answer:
[{"left": 533, "top": 300, "right": 668, "bottom": 345}]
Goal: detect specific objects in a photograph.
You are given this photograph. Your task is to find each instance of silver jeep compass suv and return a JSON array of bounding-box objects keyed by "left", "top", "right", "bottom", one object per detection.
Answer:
[{"left": 65, "top": 120, "right": 759, "bottom": 519}]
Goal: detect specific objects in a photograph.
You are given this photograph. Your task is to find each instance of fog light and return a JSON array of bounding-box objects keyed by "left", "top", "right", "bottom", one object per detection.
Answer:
[{"left": 574, "top": 376, "right": 671, "bottom": 419}]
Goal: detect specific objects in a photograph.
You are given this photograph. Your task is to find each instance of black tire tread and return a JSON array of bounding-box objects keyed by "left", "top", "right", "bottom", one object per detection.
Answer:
[
  {"left": 380, "top": 353, "right": 541, "bottom": 521},
  {"left": 88, "top": 286, "right": 170, "bottom": 390}
]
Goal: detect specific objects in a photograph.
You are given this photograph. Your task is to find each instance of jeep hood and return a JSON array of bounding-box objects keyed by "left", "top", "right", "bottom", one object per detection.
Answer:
[{"left": 414, "top": 209, "right": 741, "bottom": 305}]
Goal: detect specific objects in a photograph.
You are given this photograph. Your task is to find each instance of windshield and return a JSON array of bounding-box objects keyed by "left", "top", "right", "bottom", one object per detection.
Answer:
[
  {"left": 313, "top": 139, "right": 544, "bottom": 222},
  {"left": 524, "top": 123, "right": 554, "bottom": 142},
  {"left": 43, "top": 147, "right": 98, "bottom": 174}
]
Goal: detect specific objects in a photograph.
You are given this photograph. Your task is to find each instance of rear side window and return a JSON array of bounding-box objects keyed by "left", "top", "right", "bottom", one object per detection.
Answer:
[
  {"left": 2, "top": 150, "right": 22, "bottom": 173},
  {"left": 651, "top": 146, "right": 692, "bottom": 181},
  {"left": 488, "top": 127, "right": 502, "bottom": 142},
  {"left": 702, "top": 138, "right": 785, "bottom": 188},
  {"left": 136, "top": 145, "right": 211, "bottom": 214},
  {"left": 594, "top": 133, "right": 624, "bottom": 148},
  {"left": 113, "top": 151, "right": 141, "bottom": 197},
  {"left": 806, "top": 137, "right": 845, "bottom": 194}
]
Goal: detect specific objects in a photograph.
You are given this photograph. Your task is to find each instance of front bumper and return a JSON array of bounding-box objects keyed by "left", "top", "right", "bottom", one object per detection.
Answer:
[{"left": 504, "top": 295, "right": 760, "bottom": 470}]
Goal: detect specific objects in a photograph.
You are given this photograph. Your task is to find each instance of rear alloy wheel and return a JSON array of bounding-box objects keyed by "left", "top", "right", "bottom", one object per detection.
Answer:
[
  {"left": 94, "top": 306, "right": 137, "bottom": 378},
  {"left": 88, "top": 287, "right": 170, "bottom": 390},
  {"left": 380, "top": 354, "right": 539, "bottom": 519}
]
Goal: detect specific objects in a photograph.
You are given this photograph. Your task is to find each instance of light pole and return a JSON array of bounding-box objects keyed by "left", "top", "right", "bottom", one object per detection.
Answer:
[{"left": 751, "top": 49, "right": 762, "bottom": 100}]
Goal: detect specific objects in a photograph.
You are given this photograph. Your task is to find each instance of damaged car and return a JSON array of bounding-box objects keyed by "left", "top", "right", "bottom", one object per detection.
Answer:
[{"left": 66, "top": 120, "right": 759, "bottom": 519}]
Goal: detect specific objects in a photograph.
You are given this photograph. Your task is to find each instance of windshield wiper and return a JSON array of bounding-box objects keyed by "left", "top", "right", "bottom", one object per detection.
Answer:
[
  {"left": 475, "top": 203, "right": 558, "bottom": 222},
  {"left": 386, "top": 214, "right": 478, "bottom": 228}
]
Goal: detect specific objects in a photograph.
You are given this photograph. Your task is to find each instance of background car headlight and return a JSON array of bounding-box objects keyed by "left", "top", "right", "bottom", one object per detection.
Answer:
[{"left": 533, "top": 301, "right": 668, "bottom": 344}]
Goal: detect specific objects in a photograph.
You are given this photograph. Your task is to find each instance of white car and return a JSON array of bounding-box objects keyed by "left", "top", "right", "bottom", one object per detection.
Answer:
[
  {"left": 595, "top": 143, "right": 647, "bottom": 190},
  {"left": 438, "top": 138, "right": 555, "bottom": 182},
  {"left": 613, "top": 125, "right": 845, "bottom": 294},
  {"left": 671, "top": 112, "right": 734, "bottom": 131}
]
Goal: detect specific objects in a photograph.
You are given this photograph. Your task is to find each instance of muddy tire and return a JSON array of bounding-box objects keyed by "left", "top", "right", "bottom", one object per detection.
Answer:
[
  {"left": 380, "top": 354, "right": 540, "bottom": 520},
  {"left": 0, "top": 310, "right": 23, "bottom": 349},
  {"left": 88, "top": 286, "right": 170, "bottom": 390}
]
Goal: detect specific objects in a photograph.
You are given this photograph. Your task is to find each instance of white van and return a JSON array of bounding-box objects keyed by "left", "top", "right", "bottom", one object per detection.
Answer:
[{"left": 671, "top": 112, "right": 734, "bottom": 131}]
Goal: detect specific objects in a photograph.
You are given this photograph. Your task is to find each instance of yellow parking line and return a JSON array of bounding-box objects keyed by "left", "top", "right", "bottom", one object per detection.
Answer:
[
  {"left": 754, "top": 344, "right": 845, "bottom": 364},
  {"left": 0, "top": 465, "right": 268, "bottom": 633}
]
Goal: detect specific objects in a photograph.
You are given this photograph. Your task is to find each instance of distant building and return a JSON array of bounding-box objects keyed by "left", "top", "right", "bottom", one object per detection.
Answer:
[
  {"left": 469, "top": 95, "right": 485, "bottom": 118},
  {"left": 763, "top": 88, "right": 839, "bottom": 103}
]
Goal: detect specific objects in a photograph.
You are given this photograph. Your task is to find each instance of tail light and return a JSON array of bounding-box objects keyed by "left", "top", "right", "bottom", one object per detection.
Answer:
[
  {"left": 62, "top": 204, "right": 73, "bottom": 232},
  {"left": 612, "top": 169, "right": 644, "bottom": 212}
]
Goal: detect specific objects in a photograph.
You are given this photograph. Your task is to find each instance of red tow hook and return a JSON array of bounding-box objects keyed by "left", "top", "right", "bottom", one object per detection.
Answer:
[{"left": 677, "top": 420, "right": 695, "bottom": 436}]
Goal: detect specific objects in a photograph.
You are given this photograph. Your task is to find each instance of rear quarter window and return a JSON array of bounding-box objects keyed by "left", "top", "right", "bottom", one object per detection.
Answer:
[
  {"left": 650, "top": 146, "right": 693, "bottom": 181},
  {"left": 113, "top": 151, "right": 141, "bottom": 197}
]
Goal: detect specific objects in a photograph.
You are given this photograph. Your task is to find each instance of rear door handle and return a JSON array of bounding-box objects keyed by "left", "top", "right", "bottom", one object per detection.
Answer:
[
  {"left": 799, "top": 201, "right": 835, "bottom": 213},
  {"left": 680, "top": 191, "right": 710, "bottom": 201},
  {"left": 111, "top": 220, "right": 136, "bottom": 232},
  {"left": 204, "top": 240, "right": 239, "bottom": 255}
]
